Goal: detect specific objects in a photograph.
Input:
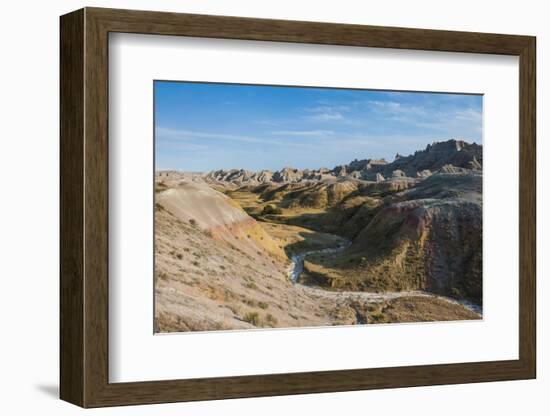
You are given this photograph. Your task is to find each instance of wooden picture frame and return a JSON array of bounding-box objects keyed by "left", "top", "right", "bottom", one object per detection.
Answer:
[{"left": 60, "top": 7, "right": 536, "bottom": 408}]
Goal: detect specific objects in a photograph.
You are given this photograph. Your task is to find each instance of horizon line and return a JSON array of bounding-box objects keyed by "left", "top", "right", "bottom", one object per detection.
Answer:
[{"left": 155, "top": 138, "right": 482, "bottom": 173}]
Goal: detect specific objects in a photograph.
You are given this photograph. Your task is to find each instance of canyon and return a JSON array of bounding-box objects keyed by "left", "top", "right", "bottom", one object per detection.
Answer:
[{"left": 155, "top": 139, "right": 483, "bottom": 332}]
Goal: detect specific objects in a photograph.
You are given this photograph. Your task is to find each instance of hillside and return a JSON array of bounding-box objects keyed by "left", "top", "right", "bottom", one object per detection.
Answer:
[
  {"left": 155, "top": 139, "right": 483, "bottom": 331},
  {"left": 155, "top": 181, "right": 330, "bottom": 331},
  {"left": 156, "top": 181, "right": 285, "bottom": 259},
  {"left": 303, "top": 173, "right": 482, "bottom": 304}
]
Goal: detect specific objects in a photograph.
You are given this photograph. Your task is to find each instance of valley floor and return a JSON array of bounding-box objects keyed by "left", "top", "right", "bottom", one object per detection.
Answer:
[{"left": 262, "top": 220, "right": 482, "bottom": 322}]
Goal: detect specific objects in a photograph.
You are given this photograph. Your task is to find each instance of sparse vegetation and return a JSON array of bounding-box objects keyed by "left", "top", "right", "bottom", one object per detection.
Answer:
[
  {"left": 261, "top": 204, "right": 283, "bottom": 215},
  {"left": 242, "top": 312, "right": 261, "bottom": 326},
  {"left": 451, "top": 287, "right": 463, "bottom": 298},
  {"left": 265, "top": 313, "right": 278, "bottom": 326},
  {"left": 157, "top": 271, "right": 169, "bottom": 281},
  {"left": 370, "top": 313, "right": 386, "bottom": 323}
]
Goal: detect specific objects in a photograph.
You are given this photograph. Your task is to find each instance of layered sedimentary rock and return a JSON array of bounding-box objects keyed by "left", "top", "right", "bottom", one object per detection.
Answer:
[
  {"left": 200, "top": 139, "right": 482, "bottom": 186},
  {"left": 302, "top": 172, "right": 482, "bottom": 305}
]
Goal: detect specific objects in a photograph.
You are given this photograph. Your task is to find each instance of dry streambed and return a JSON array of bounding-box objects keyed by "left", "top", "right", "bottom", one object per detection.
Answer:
[{"left": 269, "top": 222, "right": 482, "bottom": 322}]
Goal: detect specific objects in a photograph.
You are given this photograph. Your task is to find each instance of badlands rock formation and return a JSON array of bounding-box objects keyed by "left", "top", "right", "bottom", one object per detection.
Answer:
[
  {"left": 155, "top": 139, "right": 483, "bottom": 331},
  {"left": 203, "top": 139, "right": 482, "bottom": 187}
]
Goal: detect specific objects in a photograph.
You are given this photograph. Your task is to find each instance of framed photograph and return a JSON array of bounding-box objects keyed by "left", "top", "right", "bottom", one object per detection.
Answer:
[{"left": 60, "top": 7, "right": 536, "bottom": 407}]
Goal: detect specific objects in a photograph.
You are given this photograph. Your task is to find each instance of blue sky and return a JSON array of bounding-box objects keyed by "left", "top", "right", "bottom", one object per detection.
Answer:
[{"left": 155, "top": 81, "right": 482, "bottom": 172}]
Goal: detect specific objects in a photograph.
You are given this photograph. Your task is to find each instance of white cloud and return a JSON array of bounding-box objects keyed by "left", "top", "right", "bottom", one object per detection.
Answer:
[
  {"left": 303, "top": 104, "right": 351, "bottom": 122},
  {"left": 305, "top": 112, "right": 344, "bottom": 121},
  {"left": 453, "top": 108, "right": 482, "bottom": 122},
  {"left": 368, "top": 100, "right": 402, "bottom": 110},
  {"left": 270, "top": 130, "right": 335, "bottom": 137},
  {"left": 156, "top": 127, "right": 265, "bottom": 144},
  {"left": 156, "top": 127, "right": 325, "bottom": 149},
  {"left": 367, "top": 100, "right": 427, "bottom": 117},
  {"left": 308, "top": 105, "right": 351, "bottom": 113},
  {"left": 365, "top": 100, "right": 481, "bottom": 137}
]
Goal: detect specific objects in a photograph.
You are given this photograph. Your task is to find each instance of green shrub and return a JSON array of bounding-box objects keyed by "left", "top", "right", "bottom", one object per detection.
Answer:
[
  {"left": 265, "top": 313, "right": 278, "bottom": 326},
  {"left": 370, "top": 313, "right": 386, "bottom": 323},
  {"left": 451, "top": 287, "right": 463, "bottom": 298},
  {"left": 243, "top": 312, "right": 261, "bottom": 326},
  {"left": 258, "top": 301, "right": 269, "bottom": 309},
  {"left": 261, "top": 204, "right": 283, "bottom": 215}
]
